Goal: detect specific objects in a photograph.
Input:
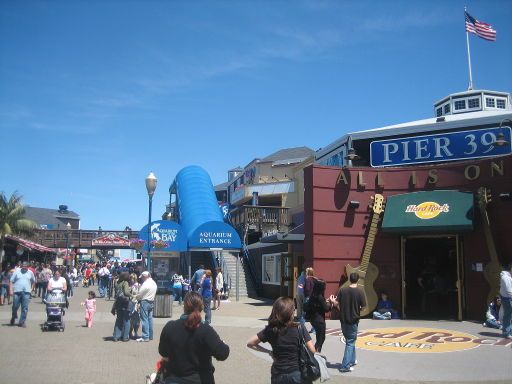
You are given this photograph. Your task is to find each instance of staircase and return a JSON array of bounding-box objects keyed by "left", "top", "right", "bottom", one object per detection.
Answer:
[{"left": 219, "top": 251, "right": 257, "bottom": 298}]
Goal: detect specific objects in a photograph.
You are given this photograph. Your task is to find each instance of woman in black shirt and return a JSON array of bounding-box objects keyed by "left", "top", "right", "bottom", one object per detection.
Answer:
[
  {"left": 305, "top": 279, "right": 331, "bottom": 352},
  {"left": 158, "top": 291, "right": 229, "bottom": 384},
  {"left": 247, "top": 296, "right": 316, "bottom": 384}
]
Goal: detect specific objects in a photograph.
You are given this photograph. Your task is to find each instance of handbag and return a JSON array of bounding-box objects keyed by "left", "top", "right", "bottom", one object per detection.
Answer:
[{"left": 298, "top": 324, "right": 321, "bottom": 382}]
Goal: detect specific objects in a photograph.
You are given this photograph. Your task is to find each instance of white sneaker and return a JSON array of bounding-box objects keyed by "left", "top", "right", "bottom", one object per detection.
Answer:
[
  {"left": 351, "top": 360, "right": 358, "bottom": 367},
  {"left": 136, "top": 338, "right": 148, "bottom": 342}
]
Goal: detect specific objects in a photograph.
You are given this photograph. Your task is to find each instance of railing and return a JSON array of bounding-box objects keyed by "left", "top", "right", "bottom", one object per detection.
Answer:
[
  {"left": 242, "top": 242, "right": 261, "bottom": 294},
  {"left": 33, "top": 229, "right": 140, "bottom": 248},
  {"left": 230, "top": 205, "right": 290, "bottom": 232}
]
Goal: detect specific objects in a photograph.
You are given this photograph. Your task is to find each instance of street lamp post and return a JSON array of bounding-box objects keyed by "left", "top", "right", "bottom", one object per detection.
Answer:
[
  {"left": 65, "top": 222, "right": 71, "bottom": 267},
  {"left": 145, "top": 172, "right": 158, "bottom": 272}
]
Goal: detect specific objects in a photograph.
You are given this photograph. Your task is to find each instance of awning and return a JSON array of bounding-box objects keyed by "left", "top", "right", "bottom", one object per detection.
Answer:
[
  {"left": 381, "top": 190, "right": 474, "bottom": 233},
  {"left": 261, "top": 222, "right": 305, "bottom": 243},
  {"left": 261, "top": 232, "right": 305, "bottom": 243},
  {"left": 188, "top": 221, "right": 241, "bottom": 250},
  {"left": 139, "top": 220, "right": 187, "bottom": 252},
  {"left": 5, "top": 234, "right": 56, "bottom": 253}
]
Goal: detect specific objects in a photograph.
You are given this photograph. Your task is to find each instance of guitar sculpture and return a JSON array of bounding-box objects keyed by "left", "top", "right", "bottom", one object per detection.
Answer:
[
  {"left": 341, "top": 194, "right": 384, "bottom": 316},
  {"left": 478, "top": 187, "right": 502, "bottom": 304}
]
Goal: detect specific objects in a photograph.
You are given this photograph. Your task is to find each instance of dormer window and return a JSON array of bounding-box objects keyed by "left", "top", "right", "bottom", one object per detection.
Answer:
[
  {"left": 497, "top": 99, "right": 506, "bottom": 109},
  {"left": 454, "top": 100, "right": 466, "bottom": 110},
  {"left": 486, "top": 98, "right": 495, "bottom": 108},
  {"left": 444, "top": 104, "right": 451, "bottom": 114},
  {"left": 436, "top": 107, "right": 443, "bottom": 117}
]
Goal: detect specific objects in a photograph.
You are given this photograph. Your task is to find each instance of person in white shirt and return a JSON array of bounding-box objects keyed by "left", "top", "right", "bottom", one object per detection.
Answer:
[
  {"left": 136, "top": 271, "right": 157, "bottom": 342},
  {"left": 213, "top": 267, "right": 224, "bottom": 310},
  {"left": 500, "top": 263, "right": 512, "bottom": 339},
  {"left": 97, "top": 263, "right": 111, "bottom": 298},
  {"left": 47, "top": 270, "right": 67, "bottom": 292}
]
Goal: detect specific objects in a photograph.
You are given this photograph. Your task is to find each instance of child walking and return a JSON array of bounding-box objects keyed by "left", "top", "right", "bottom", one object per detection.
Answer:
[{"left": 82, "top": 291, "right": 97, "bottom": 328}]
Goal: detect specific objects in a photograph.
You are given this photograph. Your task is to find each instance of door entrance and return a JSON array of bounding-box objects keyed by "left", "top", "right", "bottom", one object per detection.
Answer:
[{"left": 401, "top": 235, "right": 464, "bottom": 320}]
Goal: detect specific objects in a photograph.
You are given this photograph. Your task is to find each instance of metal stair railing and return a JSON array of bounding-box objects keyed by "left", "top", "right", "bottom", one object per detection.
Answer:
[{"left": 241, "top": 242, "right": 261, "bottom": 294}]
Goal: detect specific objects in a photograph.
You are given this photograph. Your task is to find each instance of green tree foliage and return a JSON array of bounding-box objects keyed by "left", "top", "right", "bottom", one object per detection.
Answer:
[{"left": 0, "top": 191, "right": 37, "bottom": 264}]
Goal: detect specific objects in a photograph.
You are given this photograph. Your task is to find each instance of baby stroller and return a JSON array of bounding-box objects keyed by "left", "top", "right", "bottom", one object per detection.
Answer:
[{"left": 42, "top": 290, "right": 66, "bottom": 332}]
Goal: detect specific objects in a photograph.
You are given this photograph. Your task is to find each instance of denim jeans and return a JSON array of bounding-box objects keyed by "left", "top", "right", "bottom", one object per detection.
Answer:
[
  {"left": 373, "top": 311, "right": 391, "bottom": 320},
  {"left": 173, "top": 286, "right": 183, "bottom": 305},
  {"left": 271, "top": 371, "right": 303, "bottom": 384},
  {"left": 203, "top": 296, "right": 212, "bottom": 324},
  {"left": 98, "top": 276, "right": 107, "bottom": 297},
  {"left": 36, "top": 282, "right": 47, "bottom": 298},
  {"left": 140, "top": 300, "right": 154, "bottom": 340},
  {"left": 485, "top": 318, "right": 501, "bottom": 329},
  {"left": 340, "top": 322, "right": 358, "bottom": 370},
  {"left": 12, "top": 292, "right": 31, "bottom": 324},
  {"left": 113, "top": 309, "right": 130, "bottom": 341},
  {"left": 502, "top": 297, "right": 512, "bottom": 337},
  {"left": 129, "top": 301, "right": 140, "bottom": 337}
]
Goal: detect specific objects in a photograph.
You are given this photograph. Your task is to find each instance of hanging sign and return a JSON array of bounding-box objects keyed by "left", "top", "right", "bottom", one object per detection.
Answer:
[
  {"left": 92, "top": 233, "right": 130, "bottom": 247},
  {"left": 370, "top": 127, "right": 512, "bottom": 167}
]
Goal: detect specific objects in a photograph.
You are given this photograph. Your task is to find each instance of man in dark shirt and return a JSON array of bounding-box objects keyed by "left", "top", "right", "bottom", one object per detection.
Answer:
[{"left": 330, "top": 272, "right": 366, "bottom": 373}]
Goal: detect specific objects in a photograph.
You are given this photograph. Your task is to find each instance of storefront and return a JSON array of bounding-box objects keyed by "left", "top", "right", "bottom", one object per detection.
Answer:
[{"left": 304, "top": 153, "right": 512, "bottom": 320}]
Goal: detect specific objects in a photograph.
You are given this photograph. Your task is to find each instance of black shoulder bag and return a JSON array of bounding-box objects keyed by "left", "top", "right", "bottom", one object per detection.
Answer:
[{"left": 298, "top": 324, "right": 321, "bottom": 382}]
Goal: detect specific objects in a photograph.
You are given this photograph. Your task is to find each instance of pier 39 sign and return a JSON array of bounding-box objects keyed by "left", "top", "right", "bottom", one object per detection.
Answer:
[{"left": 370, "top": 127, "right": 512, "bottom": 167}]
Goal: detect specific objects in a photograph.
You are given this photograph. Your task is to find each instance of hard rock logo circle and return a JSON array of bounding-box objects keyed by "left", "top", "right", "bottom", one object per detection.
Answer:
[
  {"left": 405, "top": 202, "right": 450, "bottom": 220},
  {"left": 338, "top": 327, "right": 510, "bottom": 353}
]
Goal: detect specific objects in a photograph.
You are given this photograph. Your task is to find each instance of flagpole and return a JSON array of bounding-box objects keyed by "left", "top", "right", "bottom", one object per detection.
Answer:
[
  {"left": 465, "top": 7, "right": 474, "bottom": 90},
  {"left": 466, "top": 31, "right": 474, "bottom": 90}
]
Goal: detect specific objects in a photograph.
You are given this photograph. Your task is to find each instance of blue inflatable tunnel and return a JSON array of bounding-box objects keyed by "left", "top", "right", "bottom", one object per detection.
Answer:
[{"left": 174, "top": 165, "right": 241, "bottom": 250}]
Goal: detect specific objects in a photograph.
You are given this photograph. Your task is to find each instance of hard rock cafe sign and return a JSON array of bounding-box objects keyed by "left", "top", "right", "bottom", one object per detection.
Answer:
[
  {"left": 405, "top": 202, "right": 450, "bottom": 220},
  {"left": 332, "top": 327, "right": 512, "bottom": 353}
]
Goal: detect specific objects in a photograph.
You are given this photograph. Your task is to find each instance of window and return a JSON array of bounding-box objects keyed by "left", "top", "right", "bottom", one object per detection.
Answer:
[
  {"left": 486, "top": 98, "right": 495, "bottom": 108},
  {"left": 262, "top": 253, "right": 288, "bottom": 285},
  {"left": 436, "top": 107, "right": 443, "bottom": 117},
  {"left": 497, "top": 99, "right": 506, "bottom": 109},
  {"left": 444, "top": 103, "right": 451, "bottom": 114},
  {"left": 468, "top": 98, "right": 480, "bottom": 109},
  {"left": 454, "top": 100, "right": 466, "bottom": 110}
]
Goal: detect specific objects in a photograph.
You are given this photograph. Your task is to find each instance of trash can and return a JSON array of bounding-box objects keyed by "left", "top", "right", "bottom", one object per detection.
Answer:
[{"left": 153, "top": 290, "right": 172, "bottom": 318}]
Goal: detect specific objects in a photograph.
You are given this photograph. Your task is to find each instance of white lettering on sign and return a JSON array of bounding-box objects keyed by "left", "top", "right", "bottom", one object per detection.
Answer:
[
  {"left": 199, "top": 232, "right": 233, "bottom": 245},
  {"left": 370, "top": 127, "right": 511, "bottom": 167},
  {"left": 151, "top": 222, "right": 178, "bottom": 243}
]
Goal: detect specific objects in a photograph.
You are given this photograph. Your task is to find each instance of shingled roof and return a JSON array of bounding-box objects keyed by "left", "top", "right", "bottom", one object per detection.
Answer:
[
  {"left": 24, "top": 206, "right": 80, "bottom": 230},
  {"left": 261, "top": 146, "right": 314, "bottom": 162}
]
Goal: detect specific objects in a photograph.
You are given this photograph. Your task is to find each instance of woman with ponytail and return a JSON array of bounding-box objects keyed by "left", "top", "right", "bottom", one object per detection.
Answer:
[
  {"left": 247, "top": 296, "right": 316, "bottom": 384},
  {"left": 158, "top": 291, "right": 229, "bottom": 384}
]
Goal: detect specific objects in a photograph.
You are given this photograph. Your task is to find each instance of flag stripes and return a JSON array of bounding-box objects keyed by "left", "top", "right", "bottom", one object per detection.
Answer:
[{"left": 465, "top": 11, "right": 496, "bottom": 41}]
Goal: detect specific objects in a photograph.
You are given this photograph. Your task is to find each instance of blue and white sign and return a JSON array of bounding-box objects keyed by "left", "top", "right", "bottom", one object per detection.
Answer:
[
  {"left": 189, "top": 221, "right": 242, "bottom": 249},
  {"left": 370, "top": 127, "right": 512, "bottom": 167},
  {"left": 139, "top": 220, "right": 187, "bottom": 252}
]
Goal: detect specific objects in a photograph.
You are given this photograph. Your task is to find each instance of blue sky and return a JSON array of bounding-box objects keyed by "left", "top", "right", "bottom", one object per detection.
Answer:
[{"left": 1, "top": 0, "right": 511, "bottom": 231}]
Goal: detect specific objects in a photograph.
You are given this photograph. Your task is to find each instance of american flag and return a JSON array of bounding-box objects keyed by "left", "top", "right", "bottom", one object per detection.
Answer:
[{"left": 465, "top": 11, "right": 496, "bottom": 41}]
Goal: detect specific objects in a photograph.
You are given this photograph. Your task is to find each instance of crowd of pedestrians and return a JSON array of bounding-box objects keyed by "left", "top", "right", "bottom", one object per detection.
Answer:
[{"left": 5, "top": 258, "right": 511, "bottom": 384}]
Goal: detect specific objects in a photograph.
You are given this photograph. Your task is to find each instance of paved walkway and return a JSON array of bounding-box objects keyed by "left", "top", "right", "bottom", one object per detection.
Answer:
[{"left": 0, "top": 285, "right": 511, "bottom": 384}]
